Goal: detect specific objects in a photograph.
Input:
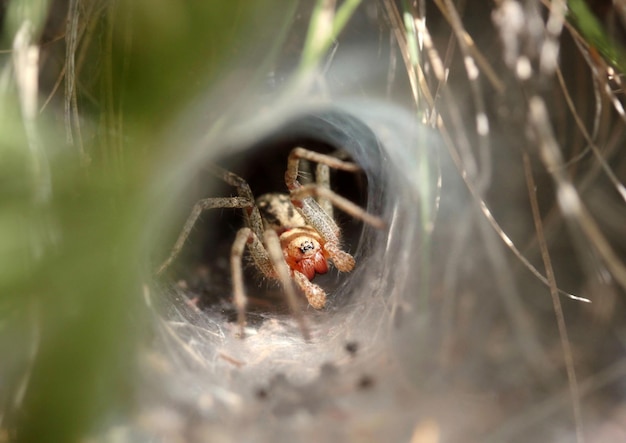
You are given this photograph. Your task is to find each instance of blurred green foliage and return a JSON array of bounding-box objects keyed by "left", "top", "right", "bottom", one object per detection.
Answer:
[
  {"left": 112, "top": 0, "right": 287, "bottom": 129},
  {"left": 0, "top": 0, "right": 288, "bottom": 441},
  {"left": 2, "top": 0, "right": 50, "bottom": 41},
  {"left": 568, "top": 0, "right": 626, "bottom": 73}
]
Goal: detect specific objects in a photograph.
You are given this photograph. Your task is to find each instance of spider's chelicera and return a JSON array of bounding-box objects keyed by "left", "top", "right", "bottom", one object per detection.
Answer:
[{"left": 157, "top": 147, "right": 384, "bottom": 338}]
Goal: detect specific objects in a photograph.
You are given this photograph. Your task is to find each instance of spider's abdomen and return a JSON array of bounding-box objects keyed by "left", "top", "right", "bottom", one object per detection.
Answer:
[
  {"left": 280, "top": 227, "right": 329, "bottom": 280},
  {"left": 257, "top": 193, "right": 306, "bottom": 233}
]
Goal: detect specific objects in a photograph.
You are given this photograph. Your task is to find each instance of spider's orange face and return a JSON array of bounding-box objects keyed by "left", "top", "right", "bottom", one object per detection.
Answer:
[{"left": 280, "top": 227, "right": 329, "bottom": 280}]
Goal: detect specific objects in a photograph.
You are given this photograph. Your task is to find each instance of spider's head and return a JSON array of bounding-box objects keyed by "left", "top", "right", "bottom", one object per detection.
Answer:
[{"left": 280, "top": 227, "right": 329, "bottom": 280}]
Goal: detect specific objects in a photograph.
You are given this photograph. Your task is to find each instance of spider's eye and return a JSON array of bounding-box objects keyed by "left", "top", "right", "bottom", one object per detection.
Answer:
[{"left": 300, "top": 240, "right": 315, "bottom": 253}]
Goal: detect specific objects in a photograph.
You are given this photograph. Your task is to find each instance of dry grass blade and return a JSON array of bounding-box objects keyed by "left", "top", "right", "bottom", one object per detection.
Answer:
[
  {"left": 437, "top": 0, "right": 493, "bottom": 193},
  {"left": 555, "top": 66, "right": 626, "bottom": 202},
  {"left": 523, "top": 152, "right": 584, "bottom": 443},
  {"left": 381, "top": 0, "right": 433, "bottom": 111},
  {"left": 437, "top": 114, "right": 590, "bottom": 303},
  {"left": 529, "top": 96, "right": 626, "bottom": 293},
  {"left": 64, "top": 0, "right": 90, "bottom": 165},
  {"left": 432, "top": 0, "right": 505, "bottom": 94}
]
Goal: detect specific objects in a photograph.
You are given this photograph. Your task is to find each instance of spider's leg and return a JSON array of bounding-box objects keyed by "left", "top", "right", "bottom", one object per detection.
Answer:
[
  {"left": 313, "top": 149, "right": 353, "bottom": 219},
  {"left": 263, "top": 229, "right": 311, "bottom": 341},
  {"left": 285, "top": 147, "right": 360, "bottom": 191},
  {"left": 207, "top": 163, "right": 265, "bottom": 239},
  {"left": 285, "top": 146, "right": 385, "bottom": 233},
  {"left": 293, "top": 185, "right": 386, "bottom": 231},
  {"left": 315, "top": 162, "right": 333, "bottom": 219},
  {"left": 230, "top": 228, "right": 251, "bottom": 337},
  {"left": 323, "top": 242, "right": 355, "bottom": 273},
  {"left": 157, "top": 196, "right": 253, "bottom": 275},
  {"left": 231, "top": 227, "right": 274, "bottom": 337},
  {"left": 292, "top": 270, "right": 327, "bottom": 309}
]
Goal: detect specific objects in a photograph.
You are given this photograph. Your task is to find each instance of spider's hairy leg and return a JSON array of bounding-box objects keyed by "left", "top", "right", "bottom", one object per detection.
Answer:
[
  {"left": 293, "top": 185, "right": 386, "bottom": 230},
  {"left": 231, "top": 228, "right": 252, "bottom": 337},
  {"left": 315, "top": 162, "right": 333, "bottom": 219},
  {"left": 264, "top": 229, "right": 311, "bottom": 341},
  {"left": 285, "top": 147, "right": 360, "bottom": 191},
  {"left": 206, "top": 163, "right": 265, "bottom": 239},
  {"left": 156, "top": 196, "right": 253, "bottom": 275},
  {"left": 285, "top": 146, "right": 385, "bottom": 231},
  {"left": 314, "top": 149, "right": 353, "bottom": 219},
  {"left": 324, "top": 241, "right": 355, "bottom": 273},
  {"left": 231, "top": 227, "right": 273, "bottom": 338},
  {"left": 292, "top": 270, "right": 327, "bottom": 309}
]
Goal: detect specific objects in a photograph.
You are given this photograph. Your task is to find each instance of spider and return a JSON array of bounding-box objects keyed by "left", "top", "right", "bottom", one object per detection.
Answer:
[{"left": 156, "top": 147, "right": 384, "bottom": 339}]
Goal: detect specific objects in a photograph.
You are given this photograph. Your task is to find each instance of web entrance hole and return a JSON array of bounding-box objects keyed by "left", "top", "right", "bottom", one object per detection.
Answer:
[{"left": 156, "top": 109, "right": 402, "bottom": 340}]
